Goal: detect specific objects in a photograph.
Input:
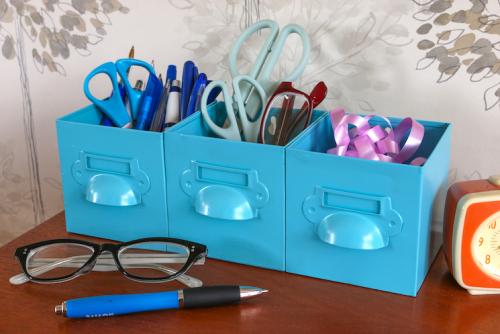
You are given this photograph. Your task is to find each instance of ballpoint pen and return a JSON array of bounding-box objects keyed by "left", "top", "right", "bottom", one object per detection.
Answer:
[
  {"left": 149, "top": 66, "right": 176, "bottom": 132},
  {"left": 134, "top": 79, "right": 143, "bottom": 91},
  {"left": 134, "top": 73, "right": 162, "bottom": 130},
  {"left": 165, "top": 79, "right": 181, "bottom": 127},
  {"left": 166, "top": 64, "right": 177, "bottom": 82},
  {"left": 55, "top": 285, "right": 268, "bottom": 318},
  {"left": 180, "top": 60, "right": 196, "bottom": 120},
  {"left": 205, "top": 80, "right": 222, "bottom": 105},
  {"left": 185, "top": 73, "right": 207, "bottom": 119}
]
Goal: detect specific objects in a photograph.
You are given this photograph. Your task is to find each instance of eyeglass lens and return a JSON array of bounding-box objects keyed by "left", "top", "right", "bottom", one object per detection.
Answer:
[
  {"left": 26, "top": 243, "right": 95, "bottom": 280},
  {"left": 118, "top": 241, "right": 190, "bottom": 279}
]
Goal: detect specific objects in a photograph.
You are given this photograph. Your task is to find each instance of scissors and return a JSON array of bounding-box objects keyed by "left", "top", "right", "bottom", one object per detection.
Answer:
[
  {"left": 83, "top": 58, "right": 156, "bottom": 128},
  {"left": 229, "top": 19, "right": 310, "bottom": 103},
  {"left": 200, "top": 75, "right": 266, "bottom": 142}
]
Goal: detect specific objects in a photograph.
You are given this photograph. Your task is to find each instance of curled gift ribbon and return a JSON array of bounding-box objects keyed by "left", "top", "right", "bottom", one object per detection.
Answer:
[{"left": 326, "top": 108, "right": 426, "bottom": 166}]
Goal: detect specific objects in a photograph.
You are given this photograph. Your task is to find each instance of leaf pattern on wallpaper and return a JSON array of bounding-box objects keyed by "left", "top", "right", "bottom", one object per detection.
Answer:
[
  {"left": 412, "top": 0, "right": 500, "bottom": 110},
  {"left": 0, "top": 0, "right": 128, "bottom": 227},
  {"left": 0, "top": 0, "right": 128, "bottom": 74},
  {"left": 0, "top": 143, "right": 31, "bottom": 217},
  {"left": 170, "top": 0, "right": 414, "bottom": 113}
]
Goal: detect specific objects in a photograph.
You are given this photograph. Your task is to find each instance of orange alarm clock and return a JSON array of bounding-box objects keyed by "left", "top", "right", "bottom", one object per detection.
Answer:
[{"left": 444, "top": 175, "right": 500, "bottom": 295}]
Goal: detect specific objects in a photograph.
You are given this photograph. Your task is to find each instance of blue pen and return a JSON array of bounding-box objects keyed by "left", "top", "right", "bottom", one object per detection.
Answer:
[
  {"left": 100, "top": 116, "right": 114, "bottom": 126},
  {"left": 54, "top": 286, "right": 267, "bottom": 318},
  {"left": 185, "top": 73, "right": 207, "bottom": 118},
  {"left": 118, "top": 81, "right": 127, "bottom": 103},
  {"left": 206, "top": 80, "right": 222, "bottom": 104},
  {"left": 100, "top": 79, "right": 127, "bottom": 126},
  {"left": 193, "top": 65, "right": 199, "bottom": 85},
  {"left": 167, "top": 64, "right": 176, "bottom": 82},
  {"left": 149, "top": 66, "right": 177, "bottom": 132},
  {"left": 102, "top": 79, "right": 143, "bottom": 127},
  {"left": 180, "top": 61, "right": 195, "bottom": 120},
  {"left": 135, "top": 74, "right": 161, "bottom": 130}
]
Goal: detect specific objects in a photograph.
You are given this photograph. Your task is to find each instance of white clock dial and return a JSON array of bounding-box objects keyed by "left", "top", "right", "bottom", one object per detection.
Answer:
[{"left": 472, "top": 213, "right": 500, "bottom": 280}]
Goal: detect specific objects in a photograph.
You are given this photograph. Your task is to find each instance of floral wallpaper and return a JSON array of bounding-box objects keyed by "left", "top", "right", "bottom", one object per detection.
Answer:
[
  {"left": 413, "top": 0, "right": 500, "bottom": 110},
  {"left": 0, "top": 0, "right": 128, "bottom": 243},
  {"left": 0, "top": 0, "right": 499, "bottom": 245}
]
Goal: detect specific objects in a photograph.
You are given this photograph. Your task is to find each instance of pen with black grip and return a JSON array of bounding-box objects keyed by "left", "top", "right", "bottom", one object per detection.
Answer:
[{"left": 54, "top": 285, "right": 267, "bottom": 318}]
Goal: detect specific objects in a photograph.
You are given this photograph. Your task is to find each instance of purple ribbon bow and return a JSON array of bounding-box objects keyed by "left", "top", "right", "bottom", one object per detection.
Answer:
[{"left": 326, "top": 108, "right": 426, "bottom": 166}]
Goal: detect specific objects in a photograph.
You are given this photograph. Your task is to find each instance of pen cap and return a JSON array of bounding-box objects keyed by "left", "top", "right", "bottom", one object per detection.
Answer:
[{"left": 167, "top": 65, "right": 177, "bottom": 81}]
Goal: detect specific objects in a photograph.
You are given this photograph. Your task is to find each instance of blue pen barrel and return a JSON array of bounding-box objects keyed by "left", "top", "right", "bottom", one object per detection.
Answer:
[
  {"left": 135, "top": 73, "right": 162, "bottom": 130},
  {"left": 134, "top": 95, "right": 154, "bottom": 130},
  {"left": 65, "top": 291, "right": 180, "bottom": 318},
  {"left": 100, "top": 115, "right": 114, "bottom": 127}
]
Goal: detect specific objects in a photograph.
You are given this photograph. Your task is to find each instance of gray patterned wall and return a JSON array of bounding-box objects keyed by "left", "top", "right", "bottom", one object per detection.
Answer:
[{"left": 0, "top": 0, "right": 498, "bottom": 245}]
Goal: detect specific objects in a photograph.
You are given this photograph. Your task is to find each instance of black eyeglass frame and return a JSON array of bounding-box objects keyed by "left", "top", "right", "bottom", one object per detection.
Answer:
[{"left": 14, "top": 237, "right": 207, "bottom": 284}]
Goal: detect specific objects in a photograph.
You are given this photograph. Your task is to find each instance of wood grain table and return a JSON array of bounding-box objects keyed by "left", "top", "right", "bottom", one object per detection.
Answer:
[{"left": 0, "top": 212, "right": 499, "bottom": 333}]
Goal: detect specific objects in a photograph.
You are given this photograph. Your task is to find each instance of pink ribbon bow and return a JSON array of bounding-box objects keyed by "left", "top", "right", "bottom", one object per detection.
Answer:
[{"left": 327, "top": 108, "right": 426, "bottom": 166}]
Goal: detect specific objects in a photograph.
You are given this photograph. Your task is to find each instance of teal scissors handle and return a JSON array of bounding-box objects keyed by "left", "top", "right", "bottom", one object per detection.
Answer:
[
  {"left": 115, "top": 58, "right": 156, "bottom": 119},
  {"left": 259, "top": 23, "right": 310, "bottom": 82},
  {"left": 232, "top": 75, "right": 266, "bottom": 142},
  {"left": 200, "top": 81, "right": 242, "bottom": 141},
  {"left": 83, "top": 61, "right": 131, "bottom": 128},
  {"left": 229, "top": 19, "right": 279, "bottom": 80},
  {"left": 229, "top": 20, "right": 310, "bottom": 83}
]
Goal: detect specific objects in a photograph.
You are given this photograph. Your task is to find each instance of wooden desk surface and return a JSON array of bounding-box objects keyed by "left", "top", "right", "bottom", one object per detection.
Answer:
[{"left": 1, "top": 213, "right": 499, "bottom": 333}]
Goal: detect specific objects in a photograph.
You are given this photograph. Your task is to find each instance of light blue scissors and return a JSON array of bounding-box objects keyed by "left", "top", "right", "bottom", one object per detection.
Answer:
[
  {"left": 229, "top": 19, "right": 310, "bottom": 100},
  {"left": 83, "top": 58, "right": 156, "bottom": 128},
  {"left": 200, "top": 75, "right": 266, "bottom": 142}
]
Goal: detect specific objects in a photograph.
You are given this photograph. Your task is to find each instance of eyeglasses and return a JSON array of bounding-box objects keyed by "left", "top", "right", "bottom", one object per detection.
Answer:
[
  {"left": 10, "top": 238, "right": 207, "bottom": 287},
  {"left": 259, "top": 81, "right": 327, "bottom": 146}
]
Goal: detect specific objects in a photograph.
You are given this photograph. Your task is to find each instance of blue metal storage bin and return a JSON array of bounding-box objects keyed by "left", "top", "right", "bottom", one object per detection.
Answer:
[
  {"left": 56, "top": 105, "right": 168, "bottom": 241},
  {"left": 164, "top": 102, "right": 324, "bottom": 270},
  {"left": 285, "top": 113, "right": 451, "bottom": 296}
]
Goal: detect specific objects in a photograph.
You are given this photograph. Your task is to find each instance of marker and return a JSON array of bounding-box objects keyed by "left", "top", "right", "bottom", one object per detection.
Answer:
[{"left": 55, "top": 286, "right": 268, "bottom": 318}]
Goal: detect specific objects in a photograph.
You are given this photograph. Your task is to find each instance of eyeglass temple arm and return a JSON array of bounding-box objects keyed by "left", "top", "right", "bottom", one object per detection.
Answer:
[
  {"left": 282, "top": 102, "right": 310, "bottom": 145},
  {"left": 275, "top": 94, "right": 296, "bottom": 146},
  {"left": 282, "top": 82, "right": 327, "bottom": 144},
  {"left": 9, "top": 253, "right": 204, "bottom": 287}
]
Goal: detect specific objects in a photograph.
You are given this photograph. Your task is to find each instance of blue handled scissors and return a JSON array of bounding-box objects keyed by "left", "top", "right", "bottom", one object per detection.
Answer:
[
  {"left": 83, "top": 58, "right": 156, "bottom": 128},
  {"left": 229, "top": 19, "right": 310, "bottom": 99},
  {"left": 200, "top": 75, "right": 266, "bottom": 142}
]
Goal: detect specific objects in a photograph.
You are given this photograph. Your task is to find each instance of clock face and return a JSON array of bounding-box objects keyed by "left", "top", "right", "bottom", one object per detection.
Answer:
[{"left": 471, "top": 212, "right": 500, "bottom": 280}]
